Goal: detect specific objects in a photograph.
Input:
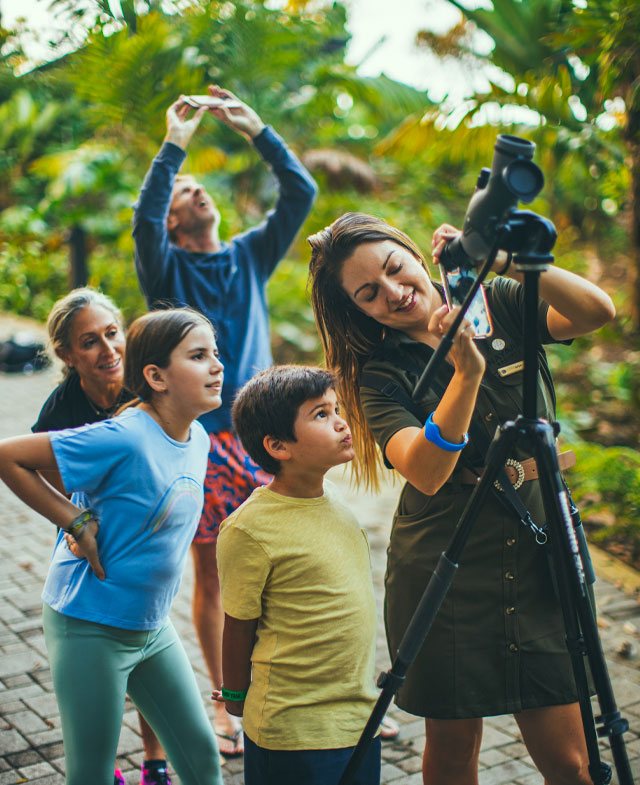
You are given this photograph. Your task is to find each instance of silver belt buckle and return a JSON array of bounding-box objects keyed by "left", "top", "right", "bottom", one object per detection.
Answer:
[{"left": 494, "top": 458, "right": 525, "bottom": 492}]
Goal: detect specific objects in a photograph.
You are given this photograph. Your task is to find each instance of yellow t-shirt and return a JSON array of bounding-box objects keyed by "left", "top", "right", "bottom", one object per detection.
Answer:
[{"left": 217, "top": 481, "right": 378, "bottom": 750}]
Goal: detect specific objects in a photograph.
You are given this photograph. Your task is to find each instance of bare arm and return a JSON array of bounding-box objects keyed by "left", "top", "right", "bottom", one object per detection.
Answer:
[
  {"left": 507, "top": 265, "right": 616, "bottom": 340},
  {"left": 213, "top": 613, "right": 258, "bottom": 717},
  {"left": 0, "top": 434, "right": 104, "bottom": 578},
  {"left": 38, "top": 469, "right": 67, "bottom": 496},
  {"left": 386, "top": 305, "right": 485, "bottom": 496}
]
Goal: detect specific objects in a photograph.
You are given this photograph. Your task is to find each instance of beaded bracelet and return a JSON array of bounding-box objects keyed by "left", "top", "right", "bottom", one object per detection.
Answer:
[
  {"left": 64, "top": 508, "right": 97, "bottom": 540},
  {"left": 221, "top": 686, "right": 249, "bottom": 702}
]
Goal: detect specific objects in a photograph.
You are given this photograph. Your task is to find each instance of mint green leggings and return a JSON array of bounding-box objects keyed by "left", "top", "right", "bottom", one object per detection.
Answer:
[{"left": 42, "top": 605, "right": 222, "bottom": 785}]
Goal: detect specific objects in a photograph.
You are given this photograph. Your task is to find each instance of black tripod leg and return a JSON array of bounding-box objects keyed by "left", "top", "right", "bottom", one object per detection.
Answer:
[
  {"left": 337, "top": 550, "right": 457, "bottom": 785},
  {"left": 531, "top": 421, "right": 632, "bottom": 785},
  {"left": 338, "top": 424, "right": 521, "bottom": 785}
]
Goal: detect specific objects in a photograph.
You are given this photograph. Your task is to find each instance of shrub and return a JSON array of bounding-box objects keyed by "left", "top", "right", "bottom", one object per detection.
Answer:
[{"left": 565, "top": 442, "right": 640, "bottom": 565}]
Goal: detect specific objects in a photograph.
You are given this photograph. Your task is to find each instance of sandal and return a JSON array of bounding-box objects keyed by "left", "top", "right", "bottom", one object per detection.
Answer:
[
  {"left": 380, "top": 716, "right": 400, "bottom": 741},
  {"left": 215, "top": 727, "right": 244, "bottom": 758}
]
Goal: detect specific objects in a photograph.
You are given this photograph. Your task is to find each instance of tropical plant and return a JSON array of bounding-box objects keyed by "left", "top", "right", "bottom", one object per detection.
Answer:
[
  {"left": 1, "top": 0, "right": 434, "bottom": 360},
  {"left": 408, "top": 0, "right": 637, "bottom": 325},
  {"left": 567, "top": 442, "right": 640, "bottom": 565},
  {"left": 554, "top": 0, "right": 640, "bottom": 326}
]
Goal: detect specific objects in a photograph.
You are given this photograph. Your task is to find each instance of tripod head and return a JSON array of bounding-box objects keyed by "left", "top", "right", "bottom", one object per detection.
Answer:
[
  {"left": 412, "top": 208, "right": 558, "bottom": 404},
  {"left": 500, "top": 209, "right": 557, "bottom": 271}
]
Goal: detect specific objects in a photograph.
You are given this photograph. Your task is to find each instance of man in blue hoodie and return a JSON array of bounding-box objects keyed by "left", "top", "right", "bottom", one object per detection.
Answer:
[{"left": 133, "top": 85, "right": 317, "bottom": 759}]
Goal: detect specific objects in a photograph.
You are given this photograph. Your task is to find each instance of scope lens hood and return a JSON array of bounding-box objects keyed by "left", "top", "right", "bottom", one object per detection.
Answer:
[{"left": 495, "top": 134, "right": 535, "bottom": 159}]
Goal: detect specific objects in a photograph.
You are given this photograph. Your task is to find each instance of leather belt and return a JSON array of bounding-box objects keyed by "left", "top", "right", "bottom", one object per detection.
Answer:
[{"left": 455, "top": 449, "right": 576, "bottom": 489}]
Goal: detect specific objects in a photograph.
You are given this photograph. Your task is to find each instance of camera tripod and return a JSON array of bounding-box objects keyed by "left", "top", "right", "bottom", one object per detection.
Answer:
[{"left": 338, "top": 211, "right": 632, "bottom": 785}]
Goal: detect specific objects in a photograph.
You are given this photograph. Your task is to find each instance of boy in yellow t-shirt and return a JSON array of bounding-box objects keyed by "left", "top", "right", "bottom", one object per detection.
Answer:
[{"left": 214, "top": 365, "right": 380, "bottom": 785}]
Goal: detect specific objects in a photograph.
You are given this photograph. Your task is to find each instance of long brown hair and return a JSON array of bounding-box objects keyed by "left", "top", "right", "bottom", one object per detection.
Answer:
[
  {"left": 119, "top": 308, "right": 214, "bottom": 410},
  {"left": 308, "top": 213, "right": 428, "bottom": 489}
]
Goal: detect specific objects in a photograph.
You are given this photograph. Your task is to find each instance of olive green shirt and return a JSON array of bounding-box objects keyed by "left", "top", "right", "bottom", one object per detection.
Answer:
[{"left": 360, "top": 277, "right": 580, "bottom": 719}]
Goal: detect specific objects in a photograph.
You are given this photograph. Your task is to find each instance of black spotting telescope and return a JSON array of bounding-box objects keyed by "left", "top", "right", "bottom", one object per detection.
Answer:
[{"left": 439, "top": 134, "right": 545, "bottom": 272}]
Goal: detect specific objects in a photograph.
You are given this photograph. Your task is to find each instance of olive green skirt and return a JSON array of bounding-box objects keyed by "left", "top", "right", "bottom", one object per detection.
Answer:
[{"left": 384, "top": 478, "right": 587, "bottom": 719}]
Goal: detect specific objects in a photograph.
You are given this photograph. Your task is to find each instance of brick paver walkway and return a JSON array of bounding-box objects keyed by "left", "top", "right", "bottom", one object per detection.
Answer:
[{"left": 1, "top": 320, "right": 639, "bottom": 784}]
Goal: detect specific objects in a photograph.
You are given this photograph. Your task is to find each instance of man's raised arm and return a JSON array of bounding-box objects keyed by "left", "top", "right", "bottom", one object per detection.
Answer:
[{"left": 132, "top": 98, "right": 206, "bottom": 303}]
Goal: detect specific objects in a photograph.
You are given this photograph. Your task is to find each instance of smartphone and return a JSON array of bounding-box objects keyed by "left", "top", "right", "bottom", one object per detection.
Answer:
[
  {"left": 184, "top": 95, "right": 242, "bottom": 109},
  {"left": 440, "top": 265, "right": 493, "bottom": 338}
]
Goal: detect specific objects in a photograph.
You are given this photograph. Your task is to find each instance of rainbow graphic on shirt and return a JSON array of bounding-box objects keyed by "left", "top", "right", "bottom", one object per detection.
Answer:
[{"left": 143, "top": 475, "right": 203, "bottom": 534}]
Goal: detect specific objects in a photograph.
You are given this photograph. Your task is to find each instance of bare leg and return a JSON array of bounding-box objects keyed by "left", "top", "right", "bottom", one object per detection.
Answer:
[
  {"left": 191, "top": 541, "right": 243, "bottom": 753},
  {"left": 138, "top": 711, "right": 165, "bottom": 759},
  {"left": 515, "top": 703, "right": 591, "bottom": 785},
  {"left": 422, "top": 717, "right": 483, "bottom": 785}
]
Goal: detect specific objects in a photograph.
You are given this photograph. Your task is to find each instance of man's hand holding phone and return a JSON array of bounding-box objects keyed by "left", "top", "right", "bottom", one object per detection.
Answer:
[
  {"left": 165, "top": 87, "right": 265, "bottom": 149},
  {"left": 191, "top": 86, "right": 265, "bottom": 141}
]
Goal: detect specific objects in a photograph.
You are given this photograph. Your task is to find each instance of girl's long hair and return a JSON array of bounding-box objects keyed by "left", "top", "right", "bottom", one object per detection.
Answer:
[
  {"left": 308, "top": 213, "right": 428, "bottom": 489},
  {"left": 119, "top": 307, "right": 214, "bottom": 411}
]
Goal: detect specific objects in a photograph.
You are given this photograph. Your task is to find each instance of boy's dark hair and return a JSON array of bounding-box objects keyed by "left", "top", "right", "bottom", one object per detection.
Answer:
[{"left": 232, "top": 365, "right": 336, "bottom": 475}]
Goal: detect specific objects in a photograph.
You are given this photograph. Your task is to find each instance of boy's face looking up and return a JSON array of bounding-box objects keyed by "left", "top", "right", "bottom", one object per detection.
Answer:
[{"left": 282, "top": 387, "right": 354, "bottom": 472}]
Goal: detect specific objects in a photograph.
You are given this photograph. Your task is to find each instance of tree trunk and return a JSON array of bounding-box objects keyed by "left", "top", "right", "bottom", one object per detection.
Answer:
[
  {"left": 631, "top": 150, "right": 640, "bottom": 332},
  {"left": 68, "top": 224, "right": 88, "bottom": 289},
  {"left": 625, "top": 79, "right": 640, "bottom": 333}
]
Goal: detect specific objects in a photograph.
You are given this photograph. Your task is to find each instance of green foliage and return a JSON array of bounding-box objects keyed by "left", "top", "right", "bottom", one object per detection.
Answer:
[
  {"left": 86, "top": 245, "right": 147, "bottom": 323},
  {"left": 0, "top": 0, "right": 434, "bottom": 364},
  {"left": 411, "top": 1, "right": 635, "bottom": 238},
  {"left": 0, "top": 234, "right": 145, "bottom": 324},
  {"left": 268, "top": 257, "right": 320, "bottom": 365},
  {"left": 0, "top": 236, "right": 69, "bottom": 321},
  {"left": 442, "top": 0, "right": 575, "bottom": 79},
  {"left": 0, "top": 0, "right": 636, "bottom": 434},
  {"left": 566, "top": 442, "right": 640, "bottom": 562}
]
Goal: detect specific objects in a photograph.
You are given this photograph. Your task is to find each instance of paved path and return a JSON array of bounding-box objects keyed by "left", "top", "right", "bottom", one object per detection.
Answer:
[{"left": 0, "top": 320, "right": 639, "bottom": 784}]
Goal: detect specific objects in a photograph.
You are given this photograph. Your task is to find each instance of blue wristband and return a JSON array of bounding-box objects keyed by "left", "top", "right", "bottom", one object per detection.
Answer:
[{"left": 424, "top": 413, "right": 469, "bottom": 452}]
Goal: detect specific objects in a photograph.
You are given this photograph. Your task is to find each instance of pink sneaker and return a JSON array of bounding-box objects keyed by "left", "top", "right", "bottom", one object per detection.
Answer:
[{"left": 114, "top": 770, "right": 125, "bottom": 785}]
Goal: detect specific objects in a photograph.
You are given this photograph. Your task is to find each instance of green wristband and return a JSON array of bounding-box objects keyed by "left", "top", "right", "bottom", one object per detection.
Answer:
[
  {"left": 221, "top": 687, "right": 248, "bottom": 702},
  {"left": 64, "top": 508, "right": 97, "bottom": 540}
]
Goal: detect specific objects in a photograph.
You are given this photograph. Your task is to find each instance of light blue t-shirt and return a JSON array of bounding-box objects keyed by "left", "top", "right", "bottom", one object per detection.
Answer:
[{"left": 43, "top": 407, "right": 209, "bottom": 630}]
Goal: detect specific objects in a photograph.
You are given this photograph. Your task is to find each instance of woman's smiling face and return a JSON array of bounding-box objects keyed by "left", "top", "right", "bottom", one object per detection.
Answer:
[
  {"left": 339, "top": 240, "right": 436, "bottom": 335},
  {"left": 58, "top": 304, "right": 125, "bottom": 387}
]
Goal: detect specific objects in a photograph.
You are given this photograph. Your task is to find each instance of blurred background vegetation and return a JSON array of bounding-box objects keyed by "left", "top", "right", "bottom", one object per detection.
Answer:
[{"left": 0, "top": 0, "right": 638, "bottom": 562}]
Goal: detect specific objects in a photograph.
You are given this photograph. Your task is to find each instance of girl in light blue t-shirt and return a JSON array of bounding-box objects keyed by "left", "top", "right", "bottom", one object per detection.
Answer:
[{"left": 0, "top": 308, "right": 225, "bottom": 785}]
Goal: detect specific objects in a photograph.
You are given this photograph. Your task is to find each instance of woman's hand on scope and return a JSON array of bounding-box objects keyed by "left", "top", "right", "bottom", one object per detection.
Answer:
[
  {"left": 432, "top": 222, "right": 511, "bottom": 274},
  {"left": 430, "top": 304, "right": 486, "bottom": 381},
  {"left": 431, "top": 224, "right": 460, "bottom": 266}
]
